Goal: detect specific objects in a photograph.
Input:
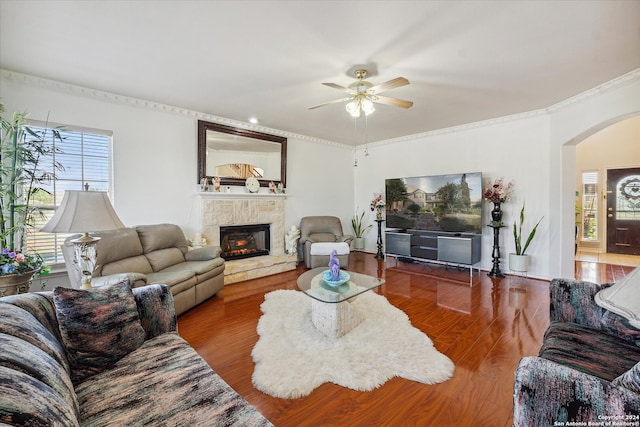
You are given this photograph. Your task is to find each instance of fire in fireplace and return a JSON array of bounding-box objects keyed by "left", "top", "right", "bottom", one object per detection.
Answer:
[{"left": 219, "top": 224, "right": 270, "bottom": 260}]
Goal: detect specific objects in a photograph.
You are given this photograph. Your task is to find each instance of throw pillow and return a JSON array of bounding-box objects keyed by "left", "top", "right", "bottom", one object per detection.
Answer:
[
  {"left": 594, "top": 266, "right": 640, "bottom": 328},
  {"left": 53, "top": 281, "right": 146, "bottom": 385},
  {"left": 613, "top": 361, "right": 640, "bottom": 394}
]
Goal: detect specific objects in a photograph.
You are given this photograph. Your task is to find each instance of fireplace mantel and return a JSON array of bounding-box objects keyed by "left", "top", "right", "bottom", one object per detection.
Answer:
[
  {"left": 196, "top": 192, "right": 289, "bottom": 200},
  {"left": 195, "top": 192, "right": 296, "bottom": 284}
]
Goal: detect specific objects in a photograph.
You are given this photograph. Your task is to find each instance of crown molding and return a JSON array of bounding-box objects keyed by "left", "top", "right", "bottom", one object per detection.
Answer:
[
  {"left": 546, "top": 68, "right": 640, "bottom": 112},
  {"left": 370, "top": 67, "right": 640, "bottom": 149},
  {"left": 0, "top": 69, "right": 350, "bottom": 150},
  {"left": 370, "top": 109, "right": 547, "bottom": 149},
  {"left": 4, "top": 67, "right": 638, "bottom": 152}
]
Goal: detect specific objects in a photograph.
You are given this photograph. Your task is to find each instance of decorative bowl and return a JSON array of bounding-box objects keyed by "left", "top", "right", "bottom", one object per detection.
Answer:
[{"left": 321, "top": 269, "right": 350, "bottom": 287}]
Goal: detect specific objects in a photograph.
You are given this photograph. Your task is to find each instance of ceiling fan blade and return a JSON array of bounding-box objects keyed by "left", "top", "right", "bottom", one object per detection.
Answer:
[
  {"left": 322, "top": 82, "right": 356, "bottom": 94},
  {"left": 367, "top": 77, "right": 409, "bottom": 94},
  {"left": 308, "top": 97, "right": 352, "bottom": 110},
  {"left": 370, "top": 95, "right": 413, "bottom": 109}
]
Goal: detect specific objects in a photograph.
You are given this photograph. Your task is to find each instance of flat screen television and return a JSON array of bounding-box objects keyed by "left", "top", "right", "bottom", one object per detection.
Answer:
[{"left": 385, "top": 172, "right": 483, "bottom": 234}]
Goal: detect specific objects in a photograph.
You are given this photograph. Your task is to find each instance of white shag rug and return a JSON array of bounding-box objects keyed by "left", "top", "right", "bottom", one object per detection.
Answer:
[{"left": 251, "top": 289, "right": 455, "bottom": 399}]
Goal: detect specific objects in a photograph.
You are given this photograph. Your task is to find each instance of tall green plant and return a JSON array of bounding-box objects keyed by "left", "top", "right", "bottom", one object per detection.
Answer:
[
  {"left": 0, "top": 103, "right": 64, "bottom": 252},
  {"left": 351, "top": 209, "right": 372, "bottom": 238},
  {"left": 512, "top": 202, "right": 543, "bottom": 256}
]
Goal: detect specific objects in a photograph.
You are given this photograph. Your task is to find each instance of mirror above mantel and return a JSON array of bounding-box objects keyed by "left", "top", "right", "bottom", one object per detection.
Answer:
[{"left": 197, "top": 120, "right": 287, "bottom": 188}]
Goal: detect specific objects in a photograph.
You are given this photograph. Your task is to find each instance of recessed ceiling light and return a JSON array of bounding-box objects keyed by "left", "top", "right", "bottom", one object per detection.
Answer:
[{"left": 249, "top": 117, "right": 259, "bottom": 124}]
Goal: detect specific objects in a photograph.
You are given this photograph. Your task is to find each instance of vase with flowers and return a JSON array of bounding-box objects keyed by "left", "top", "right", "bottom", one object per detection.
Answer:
[
  {"left": 370, "top": 193, "right": 385, "bottom": 220},
  {"left": 0, "top": 103, "right": 58, "bottom": 294},
  {"left": 483, "top": 177, "right": 513, "bottom": 226},
  {"left": 0, "top": 249, "right": 47, "bottom": 296}
]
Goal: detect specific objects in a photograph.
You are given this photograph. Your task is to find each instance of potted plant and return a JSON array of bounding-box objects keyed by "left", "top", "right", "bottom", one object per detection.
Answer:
[
  {"left": 351, "top": 209, "right": 372, "bottom": 250},
  {"left": 0, "top": 103, "right": 62, "bottom": 293},
  {"left": 509, "top": 202, "right": 543, "bottom": 272}
]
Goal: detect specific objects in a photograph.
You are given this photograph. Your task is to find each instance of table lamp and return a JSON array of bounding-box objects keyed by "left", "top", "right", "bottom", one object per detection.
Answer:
[{"left": 41, "top": 188, "right": 125, "bottom": 289}]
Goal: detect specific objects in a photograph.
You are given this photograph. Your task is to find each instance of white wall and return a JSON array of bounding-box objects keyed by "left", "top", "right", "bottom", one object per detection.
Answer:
[
  {"left": 0, "top": 72, "right": 355, "bottom": 253},
  {"left": 357, "top": 114, "right": 551, "bottom": 278}
]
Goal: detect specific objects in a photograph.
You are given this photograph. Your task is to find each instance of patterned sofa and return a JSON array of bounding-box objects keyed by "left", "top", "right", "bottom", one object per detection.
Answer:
[
  {"left": 0, "top": 281, "right": 272, "bottom": 426},
  {"left": 513, "top": 276, "right": 640, "bottom": 425}
]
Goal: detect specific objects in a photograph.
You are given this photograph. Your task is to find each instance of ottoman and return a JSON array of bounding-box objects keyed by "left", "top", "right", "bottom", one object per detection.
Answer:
[{"left": 309, "top": 242, "right": 350, "bottom": 269}]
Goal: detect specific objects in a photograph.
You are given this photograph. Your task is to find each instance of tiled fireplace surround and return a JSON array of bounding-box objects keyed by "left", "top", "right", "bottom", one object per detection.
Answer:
[{"left": 197, "top": 193, "right": 297, "bottom": 284}]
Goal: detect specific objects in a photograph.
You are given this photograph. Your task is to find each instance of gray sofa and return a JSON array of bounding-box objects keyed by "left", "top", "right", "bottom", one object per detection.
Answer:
[
  {"left": 0, "top": 282, "right": 272, "bottom": 426},
  {"left": 63, "top": 224, "right": 224, "bottom": 316}
]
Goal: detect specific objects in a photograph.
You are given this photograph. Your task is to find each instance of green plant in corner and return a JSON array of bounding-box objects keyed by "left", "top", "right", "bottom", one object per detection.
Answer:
[
  {"left": 0, "top": 102, "right": 64, "bottom": 277},
  {"left": 513, "top": 202, "right": 543, "bottom": 256},
  {"left": 351, "top": 209, "right": 372, "bottom": 238}
]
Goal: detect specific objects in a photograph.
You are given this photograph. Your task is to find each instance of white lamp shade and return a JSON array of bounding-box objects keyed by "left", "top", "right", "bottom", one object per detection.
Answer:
[{"left": 41, "top": 190, "right": 125, "bottom": 233}]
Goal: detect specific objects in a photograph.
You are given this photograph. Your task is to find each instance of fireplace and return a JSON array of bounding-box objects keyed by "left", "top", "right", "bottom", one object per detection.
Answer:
[
  {"left": 197, "top": 194, "right": 297, "bottom": 284},
  {"left": 220, "top": 224, "right": 270, "bottom": 261}
]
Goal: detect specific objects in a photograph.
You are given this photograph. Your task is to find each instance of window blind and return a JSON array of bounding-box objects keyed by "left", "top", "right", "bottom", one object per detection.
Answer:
[{"left": 25, "top": 122, "right": 112, "bottom": 265}]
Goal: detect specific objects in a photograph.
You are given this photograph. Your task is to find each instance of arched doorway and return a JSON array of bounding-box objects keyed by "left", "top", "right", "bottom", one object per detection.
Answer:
[{"left": 572, "top": 115, "right": 640, "bottom": 265}]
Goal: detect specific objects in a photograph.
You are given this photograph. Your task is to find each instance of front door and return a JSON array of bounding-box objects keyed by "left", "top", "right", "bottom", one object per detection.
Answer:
[{"left": 607, "top": 167, "right": 640, "bottom": 255}]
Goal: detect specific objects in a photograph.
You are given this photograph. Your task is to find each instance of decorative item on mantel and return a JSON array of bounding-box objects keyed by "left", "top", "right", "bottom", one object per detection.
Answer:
[
  {"left": 483, "top": 177, "right": 513, "bottom": 278},
  {"left": 200, "top": 177, "right": 209, "bottom": 192}
]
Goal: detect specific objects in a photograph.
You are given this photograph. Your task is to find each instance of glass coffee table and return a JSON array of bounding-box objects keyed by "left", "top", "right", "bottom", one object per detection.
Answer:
[{"left": 297, "top": 267, "right": 385, "bottom": 338}]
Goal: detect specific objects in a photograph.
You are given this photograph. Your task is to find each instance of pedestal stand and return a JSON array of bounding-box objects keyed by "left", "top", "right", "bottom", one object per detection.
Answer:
[
  {"left": 488, "top": 224, "right": 505, "bottom": 278},
  {"left": 375, "top": 219, "right": 385, "bottom": 259},
  {"left": 488, "top": 201, "right": 505, "bottom": 278}
]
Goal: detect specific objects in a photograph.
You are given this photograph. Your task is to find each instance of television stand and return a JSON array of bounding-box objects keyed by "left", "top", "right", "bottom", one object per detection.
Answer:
[{"left": 385, "top": 229, "right": 482, "bottom": 285}]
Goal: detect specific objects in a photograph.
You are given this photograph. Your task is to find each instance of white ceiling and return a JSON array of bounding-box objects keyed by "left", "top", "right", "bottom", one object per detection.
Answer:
[{"left": 1, "top": 1, "right": 639, "bottom": 145}]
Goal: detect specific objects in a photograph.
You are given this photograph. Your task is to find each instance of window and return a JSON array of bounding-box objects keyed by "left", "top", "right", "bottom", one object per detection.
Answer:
[
  {"left": 25, "top": 122, "right": 112, "bottom": 266},
  {"left": 581, "top": 171, "right": 598, "bottom": 241},
  {"left": 616, "top": 175, "right": 640, "bottom": 221}
]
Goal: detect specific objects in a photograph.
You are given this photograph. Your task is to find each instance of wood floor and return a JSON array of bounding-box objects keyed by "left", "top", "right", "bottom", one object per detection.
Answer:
[{"left": 177, "top": 253, "right": 637, "bottom": 427}]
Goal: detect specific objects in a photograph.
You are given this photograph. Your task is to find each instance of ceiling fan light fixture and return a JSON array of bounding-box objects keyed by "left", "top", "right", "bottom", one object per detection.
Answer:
[
  {"left": 346, "top": 100, "right": 361, "bottom": 118},
  {"left": 346, "top": 97, "right": 375, "bottom": 118},
  {"left": 309, "top": 68, "right": 411, "bottom": 116},
  {"left": 361, "top": 98, "right": 375, "bottom": 116}
]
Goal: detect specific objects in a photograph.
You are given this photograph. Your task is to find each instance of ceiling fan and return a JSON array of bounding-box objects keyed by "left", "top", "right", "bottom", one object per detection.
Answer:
[{"left": 308, "top": 69, "right": 413, "bottom": 117}]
